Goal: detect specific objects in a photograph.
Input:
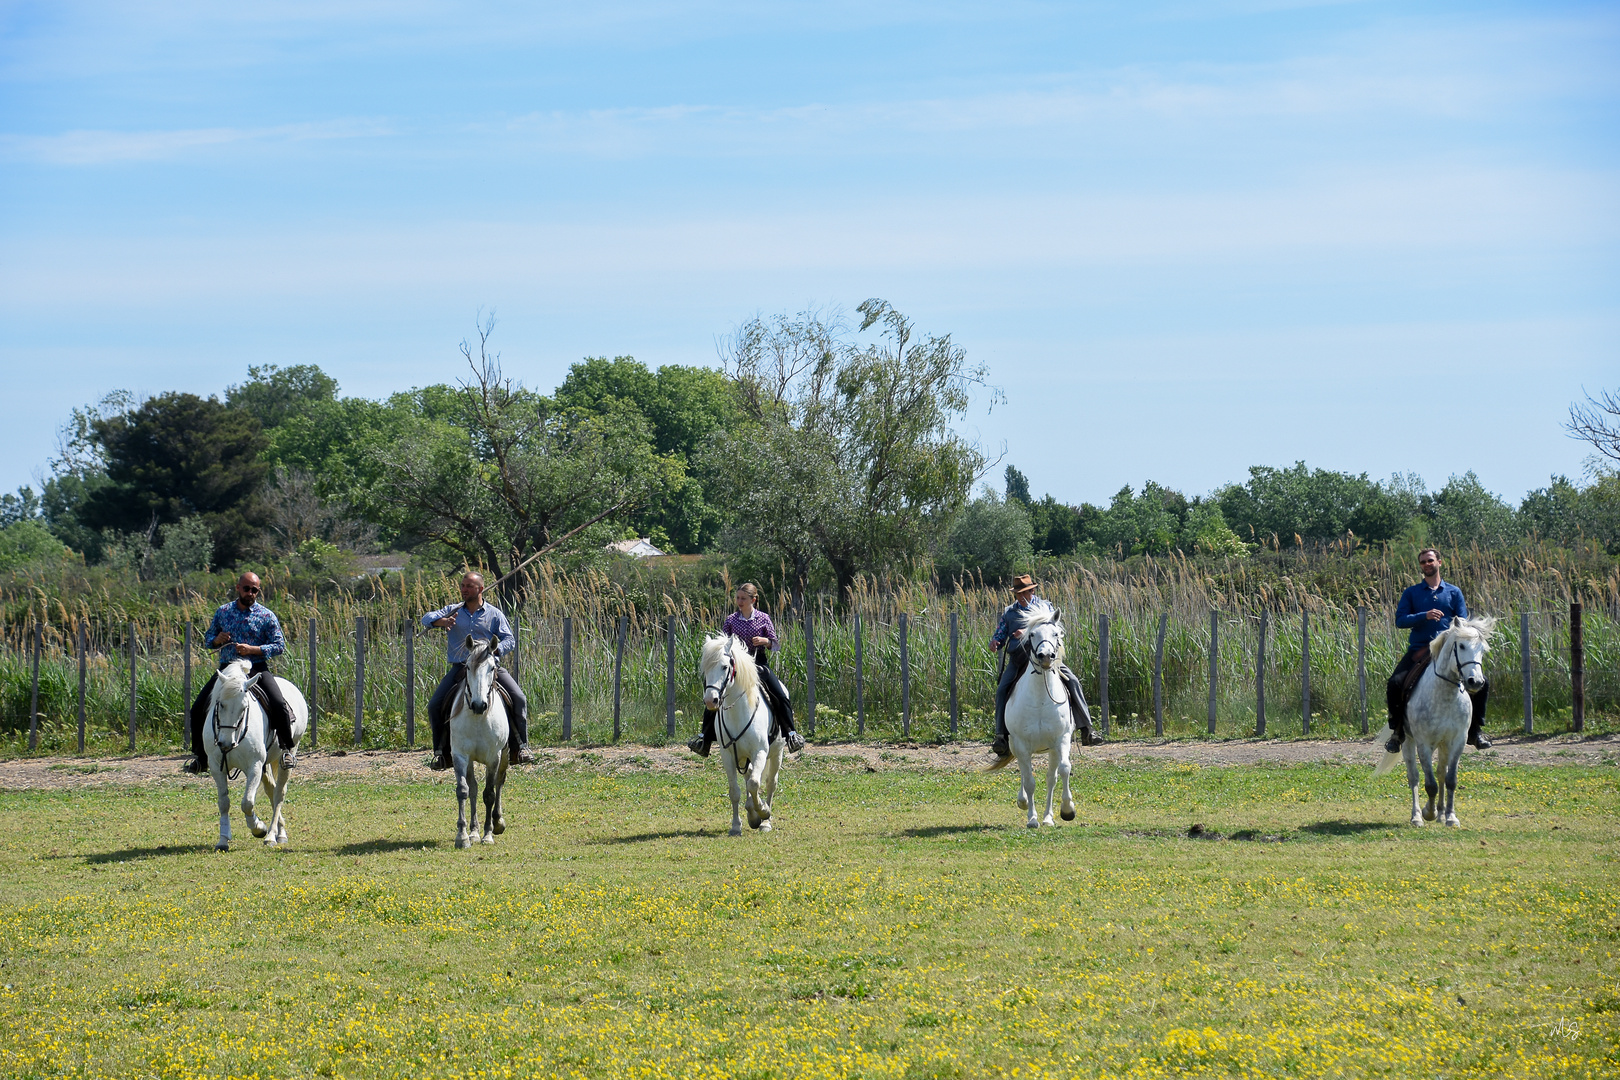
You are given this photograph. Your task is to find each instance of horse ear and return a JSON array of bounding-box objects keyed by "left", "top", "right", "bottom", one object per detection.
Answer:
[{"left": 244, "top": 673, "right": 261, "bottom": 690}]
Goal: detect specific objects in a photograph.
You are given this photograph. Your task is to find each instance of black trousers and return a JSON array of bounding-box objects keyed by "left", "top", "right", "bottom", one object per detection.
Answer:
[
  {"left": 994, "top": 647, "right": 1092, "bottom": 741},
  {"left": 1386, "top": 647, "right": 1488, "bottom": 734},
  {"left": 428, "top": 664, "right": 528, "bottom": 756},
  {"left": 700, "top": 661, "right": 795, "bottom": 742},
  {"left": 190, "top": 662, "right": 294, "bottom": 752}
]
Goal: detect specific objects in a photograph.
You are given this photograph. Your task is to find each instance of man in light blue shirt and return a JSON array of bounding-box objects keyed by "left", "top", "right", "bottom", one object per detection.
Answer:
[
  {"left": 421, "top": 572, "right": 534, "bottom": 767},
  {"left": 185, "top": 571, "right": 297, "bottom": 773}
]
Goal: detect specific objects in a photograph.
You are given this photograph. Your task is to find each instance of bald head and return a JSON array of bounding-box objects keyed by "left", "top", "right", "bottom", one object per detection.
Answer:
[
  {"left": 459, "top": 572, "right": 486, "bottom": 607},
  {"left": 235, "top": 572, "right": 262, "bottom": 608}
]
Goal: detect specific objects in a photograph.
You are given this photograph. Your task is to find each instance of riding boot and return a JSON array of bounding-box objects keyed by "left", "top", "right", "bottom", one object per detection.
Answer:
[
  {"left": 991, "top": 653, "right": 1022, "bottom": 758},
  {"left": 758, "top": 665, "right": 804, "bottom": 751},
  {"left": 1467, "top": 683, "right": 1492, "bottom": 749},
  {"left": 687, "top": 709, "right": 717, "bottom": 757},
  {"left": 1384, "top": 682, "right": 1406, "bottom": 753}
]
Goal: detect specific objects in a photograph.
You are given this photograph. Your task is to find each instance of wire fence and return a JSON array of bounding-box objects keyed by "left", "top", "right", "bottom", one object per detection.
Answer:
[{"left": 2, "top": 597, "right": 1611, "bottom": 756}]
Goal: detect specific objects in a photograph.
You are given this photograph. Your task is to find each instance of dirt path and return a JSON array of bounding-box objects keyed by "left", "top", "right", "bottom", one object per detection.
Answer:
[{"left": 2, "top": 733, "right": 1614, "bottom": 791}]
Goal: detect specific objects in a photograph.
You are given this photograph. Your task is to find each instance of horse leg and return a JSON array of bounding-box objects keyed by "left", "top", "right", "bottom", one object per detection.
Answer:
[
  {"left": 746, "top": 747, "right": 769, "bottom": 828},
  {"left": 1039, "top": 751, "right": 1058, "bottom": 827},
  {"left": 1443, "top": 743, "right": 1463, "bottom": 827},
  {"left": 212, "top": 755, "right": 232, "bottom": 851},
  {"left": 726, "top": 757, "right": 744, "bottom": 836},
  {"left": 1018, "top": 753, "right": 1039, "bottom": 829},
  {"left": 1405, "top": 744, "right": 1424, "bottom": 826},
  {"left": 242, "top": 755, "right": 269, "bottom": 838},
  {"left": 1420, "top": 747, "right": 1439, "bottom": 822},
  {"left": 481, "top": 759, "right": 499, "bottom": 843},
  {"left": 454, "top": 753, "right": 474, "bottom": 849},
  {"left": 491, "top": 750, "right": 508, "bottom": 836},
  {"left": 263, "top": 760, "right": 288, "bottom": 846},
  {"left": 1057, "top": 737, "right": 1076, "bottom": 822},
  {"left": 758, "top": 739, "right": 784, "bottom": 833}
]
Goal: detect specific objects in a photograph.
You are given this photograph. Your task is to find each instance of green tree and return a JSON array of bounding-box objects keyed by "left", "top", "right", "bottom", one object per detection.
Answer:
[
  {"left": 937, "top": 490, "right": 1032, "bottom": 585},
  {"left": 555, "top": 356, "right": 739, "bottom": 552},
  {"left": 1215, "top": 462, "right": 1418, "bottom": 546},
  {"left": 713, "top": 301, "right": 992, "bottom": 601},
  {"left": 1429, "top": 472, "right": 1518, "bottom": 548},
  {"left": 78, "top": 392, "right": 270, "bottom": 566},
  {"left": 226, "top": 364, "right": 339, "bottom": 429},
  {"left": 1003, "top": 465, "right": 1031, "bottom": 505},
  {"left": 359, "top": 321, "right": 680, "bottom": 591}
]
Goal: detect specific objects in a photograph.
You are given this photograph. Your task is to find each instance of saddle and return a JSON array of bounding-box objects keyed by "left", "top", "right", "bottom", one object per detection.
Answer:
[
  {"left": 450, "top": 675, "right": 515, "bottom": 717},
  {"left": 1399, "top": 645, "right": 1432, "bottom": 704}
]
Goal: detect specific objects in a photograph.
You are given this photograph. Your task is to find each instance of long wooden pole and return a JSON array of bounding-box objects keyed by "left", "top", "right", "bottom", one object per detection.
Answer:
[
  {"left": 948, "top": 612, "right": 959, "bottom": 739},
  {"left": 405, "top": 625, "right": 415, "bottom": 748},
  {"left": 182, "top": 623, "right": 192, "bottom": 751},
  {"left": 127, "top": 620, "right": 137, "bottom": 752},
  {"left": 1356, "top": 606, "right": 1368, "bottom": 735},
  {"left": 665, "top": 616, "right": 676, "bottom": 738},
  {"left": 612, "top": 615, "right": 626, "bottom": 742},
  {"left": 28, "top": 622, "right": 41, "bottom": 751},
  {"left": 562, "top": 615, "right": 573, "bottom": 741},
  {"left": 1571, "top": 601, "right": 1584, "bottom": 733},
  {"left": 900, "top": 612, "right": 911, "bottom": 738},
  {"left": 353, "top": 616, "right": 365, "bottom": 747},
  {"left": 76, "top": 621, "right": 87, "bottom": 755},
  {"left": 804, "top": 612, "right": 817, "bottom": 738},
  {"left": 854, "top": 614, "right": 865, "bottom": 738},
  {"left": 1152, "top": 613, "right": 1167, "bottom": 737},
  {"left": 1207, "top": 610, "right": 1218, "bottom": 735},
  {"left": 1520, "top": 611, "right": 1533, "bottom": 734},
  {"left": 1256, "top": 610, "right": 1268, "bottom": 737},
  {"left": 307, "top": 618, "right": 319, "bottom": 750},
  {"left": 1098, "top": 613, "right": 1110, "bottom": 736},
  {"left": 1301, "top": 610, "right": 1311, "bottom": 735}
]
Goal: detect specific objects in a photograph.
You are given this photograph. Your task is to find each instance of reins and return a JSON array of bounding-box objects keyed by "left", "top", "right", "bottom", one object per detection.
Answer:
[{"left": 1431, "top": 634, "right": 1483, "bottom": 689}]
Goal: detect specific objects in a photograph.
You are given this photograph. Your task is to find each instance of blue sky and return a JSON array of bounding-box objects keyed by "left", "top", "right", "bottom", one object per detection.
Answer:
[{"left": 2, "top": 1, "right": 1616, "bottom": 509}]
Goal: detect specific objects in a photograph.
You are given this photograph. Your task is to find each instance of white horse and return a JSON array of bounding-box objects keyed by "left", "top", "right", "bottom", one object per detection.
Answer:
[
  {"left": 987, "top": 609, "right": 1077, "bottom": 828},
  {"left": 1375, "top": 615, "right": 1496, "bottom": 828},
  {"left": 700, "top": 634, "right": 786, "bottom": 836},
  {"left": 449, "top": 635, "right": 510, "bottom": 848},
  {"left": 204, "top": 660, "right": 308, "bottom": 850}
]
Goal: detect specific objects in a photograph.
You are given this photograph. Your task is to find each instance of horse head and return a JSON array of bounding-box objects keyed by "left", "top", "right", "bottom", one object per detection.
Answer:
[
  {"left": 700, "top": 634, "right": 758, "bottom": 712},
  {"left": 1026, "top": 620, "right": 1064, "bottom": 671},
  {"left": 463, "top": 636, "right": 498, "bottom": 714},
  {"left": 1447, "top": 616, "right": 1494, "bottom": 694}
]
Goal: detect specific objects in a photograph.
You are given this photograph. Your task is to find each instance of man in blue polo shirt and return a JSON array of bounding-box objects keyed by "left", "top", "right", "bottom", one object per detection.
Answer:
[
  {"left": 1385, "top": 547, "right": 1491, "bottom": 753},
  {"left": 421, "top": 571, "right": 534, "bottom": 768}
]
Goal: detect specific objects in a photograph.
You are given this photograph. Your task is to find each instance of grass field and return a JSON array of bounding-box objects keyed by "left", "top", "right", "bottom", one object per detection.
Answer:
[{"left": 1, "top": 756, "right": 1616, "bottom": 1079}]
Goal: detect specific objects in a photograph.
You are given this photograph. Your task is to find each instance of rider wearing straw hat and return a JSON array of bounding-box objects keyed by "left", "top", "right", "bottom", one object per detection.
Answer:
[{"left": 989, "top": 573, "right": 1104, "bottom": 761}]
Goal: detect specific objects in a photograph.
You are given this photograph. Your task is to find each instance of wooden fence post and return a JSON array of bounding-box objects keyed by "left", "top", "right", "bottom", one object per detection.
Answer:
[
  {"left": 948, "top": 612, "right": 959, "bottom": 739},
  {"left": 1207, "top": 610, "right": 1218, "bottom": 735},
  {"left": 1357, "top": 606, "right": 1368, "bottom": 735},
  {"left": 854, "top": 613, "right": 865, "bottom": 738},
  {"left": 1152, "top": 613, "right": 1167, "bottom": 737},
  {"left": 77, "top": 621, "right": 87, "bottom": 755},
  {"left": 1520, "top": 611, "right": 1533, "bottom": 734},
  {"left": 182, "top": 623, "right": 192, "bottom": 751},
  {"left": 613, "top": 615, "right": 626, "bottom": 743},
  {"left": 28, "top": 622, "right": 41, "bottom": 751},
  {"left": 1301, "top": 610, "right": 1311, "bottom": 735},
  {"left": 1098, "top": 613, "right": 1110, "bottom": 736},
  {"left": 665, "top": 616, "right": 677, "bottom": 738},
  {"left": 804, "top": 612, "right": 817, "bottom": 737},
  {"left": 1256, "top": 610, "right": 1267, "bottom": 737},
  {"left": 127, "top": 620, "right": 137, "bottom": 752},
  {"left": 899, "top": 613, "right": 911, "bottom": 737},
  {"left": 511, "top": 620, "right": 521, "bottom": 682},
  {"left": 353, "top": 616, "right": 365, "bottom": 747},
  {"left": 405, "top": 625, "right": 415, "bottom": 748},
  {"left": 1571, "top": 601, "right": 1584, "bottom": 733},
  {"left": 562, "top": 615, "right": 573, "bottom": 741},
  {"left": 307, "top": 617, "right": 319, "bottom": 750}
]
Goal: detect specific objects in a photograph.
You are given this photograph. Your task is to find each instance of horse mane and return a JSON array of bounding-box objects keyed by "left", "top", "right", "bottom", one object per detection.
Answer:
[
  {"left": 1022, "top": 606, "right": 1059, "bottom": 630},
  {"left": 1432, "top": 614, "right": 1498, "bottom": 654},
  {"left": 701, "top": 633, "right": 760, "bottom": 710},
  {"left": 212, "top": 659, "right": 253, "bottom": 702}
]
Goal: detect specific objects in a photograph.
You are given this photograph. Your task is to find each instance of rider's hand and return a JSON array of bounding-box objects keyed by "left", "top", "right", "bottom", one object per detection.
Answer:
[
  {"left": 233, "top": 643, "right": 260, "bottom": 656},
  {"left": 1011, "top": 629, "right": 1024, "bottom": 638},
  {"left": 751, "top": 635, "right": 769, "bottom": 647},
  {"left": 1426, "top": 609, "right": 1445, "bottom": 621},
  {"left": 212, "top": 631, "right": 232, "bottom": 647},
  {"left": 433, "top": 617, "right": 455, "bottom": 628}
]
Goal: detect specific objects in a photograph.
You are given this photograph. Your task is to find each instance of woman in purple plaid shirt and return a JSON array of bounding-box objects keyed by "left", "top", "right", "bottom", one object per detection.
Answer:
[{"left": 688, "top": 582, "right": 805, "bottom": 756}]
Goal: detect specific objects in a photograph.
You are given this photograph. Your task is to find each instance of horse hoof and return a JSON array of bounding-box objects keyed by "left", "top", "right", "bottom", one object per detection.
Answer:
[
  {"left": 250, "top": 825, "right": 269, "bottom": 839},
  {"left": 759, "top": 821, "right": 773, "bottom": 833},
  {"left": 1017, "top": 794, "right": 1029, "bottom": 810},
  {"left": 214, "top": 842, "right": 229, "bottom": 852},
  {"left": 493, "top": 817, "right": 506, "bottom": 835},
  {"left": 729, "top": 824, "right": 743, "bottom": 837},
  {"left": 482, "top": 834, "right": 496, "bottom": 845},
  {"left": 1410, "top": 818, "right": 1424, "bottom": 827},
  {"left": 1060, "top": 808, "right": 1076, "bottom": 822},
  {"left": 456, "top": 837, "right": 473, "bottom": 850},
  {"left": 758, "top": 804, "right": 772, "bottom": 822},
  {"left": 1041, "top": 817, "right": 1054, "bottom": 827},
  {"left": 1026, "top": 820, "right": 1039, "bottom": 830},
  {"left": 1445, "top": 818, "right": 1460, "bottom": 828}
]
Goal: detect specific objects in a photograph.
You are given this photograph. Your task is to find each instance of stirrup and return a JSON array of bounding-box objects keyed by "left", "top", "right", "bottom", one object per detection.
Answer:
[
  {"left": 429, "top": 752, "right": 453, "bottom": 771},
  {"left": 1468, "top": 730, "right": 1492, "bottom": 750},
  {"left": 280, "top": 745, "right": 298, "bottom": 768},
  {"left": 511, "top": 746, "right": 535, "bottom": 765},
  {"left": 785, "top": 731, "right": 805, "bottom": 753},
  {"left": 686, "top": 734, "right": 712, "bottom": 758},
  {"left": 183, "top": 757, "right": 209, "bottom": 775},
  {"left": 1384, "top": 733, "right": 1403, "bottom": 754},
  {"left": 1080, "top": 728, "right": 1106, "bottom": 746},
  {"left": 990, "top": 739, "right": 1011, "bottom": 760}
]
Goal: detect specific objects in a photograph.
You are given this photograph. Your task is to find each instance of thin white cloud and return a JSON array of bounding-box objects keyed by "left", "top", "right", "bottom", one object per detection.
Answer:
[{"left": 0, "top": 119, "right": 390, "bottom": 165}]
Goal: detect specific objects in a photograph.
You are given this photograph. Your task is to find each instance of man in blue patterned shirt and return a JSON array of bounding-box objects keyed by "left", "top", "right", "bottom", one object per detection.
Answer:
[
  {"left": 184, "top": 572, "right": 298, "bottom": 772},
  {"left": 421, "top": 572, "right": 534, "bottom": 767}
]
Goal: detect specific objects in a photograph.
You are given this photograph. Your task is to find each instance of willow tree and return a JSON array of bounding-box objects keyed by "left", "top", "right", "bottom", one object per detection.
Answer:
[{"left": 711, "top": 300, "right": 995, "bottom": 603}]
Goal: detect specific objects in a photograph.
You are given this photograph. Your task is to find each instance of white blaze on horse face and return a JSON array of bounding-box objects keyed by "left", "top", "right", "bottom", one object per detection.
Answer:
[{"left": 465, "top": 640, "right": 497, "bottom": 714}]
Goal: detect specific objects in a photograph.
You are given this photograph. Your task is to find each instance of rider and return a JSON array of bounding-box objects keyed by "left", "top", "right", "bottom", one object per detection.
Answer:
[
  {"left": 421, "top": 571, "right": 535, "bottom": 768},
  {"left": 687, "top": 582, "right": 806, "bottom": 756},
  {"left": 184, "top": 572, "right": 297, "bottom": 773},
  {"left": 989, "top": 573, "right": 1104, "bottom": 761},
  {"left": 1385, "top": 547, "right": 1491, "bottom": 753}
]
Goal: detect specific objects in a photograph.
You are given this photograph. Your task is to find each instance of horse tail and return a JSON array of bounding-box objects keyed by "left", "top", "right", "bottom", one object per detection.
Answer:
[
  {"left": 1373, "top": 726, "right": 1401, "bottom": 776},
  {"left": 982, "top": 756, "right": 1013, "bottom": 773}
]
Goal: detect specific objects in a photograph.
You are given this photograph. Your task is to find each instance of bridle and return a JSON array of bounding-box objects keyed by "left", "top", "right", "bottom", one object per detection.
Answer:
[
  {"left": 1433, "top": 634, "right": 1483, "bottom": 689},
  {"left": 1023, "top": 622, "right": 1068, "bottom": 704},
  {"left": 706, "top": 641, "right": 755, "bottom": 756}
]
